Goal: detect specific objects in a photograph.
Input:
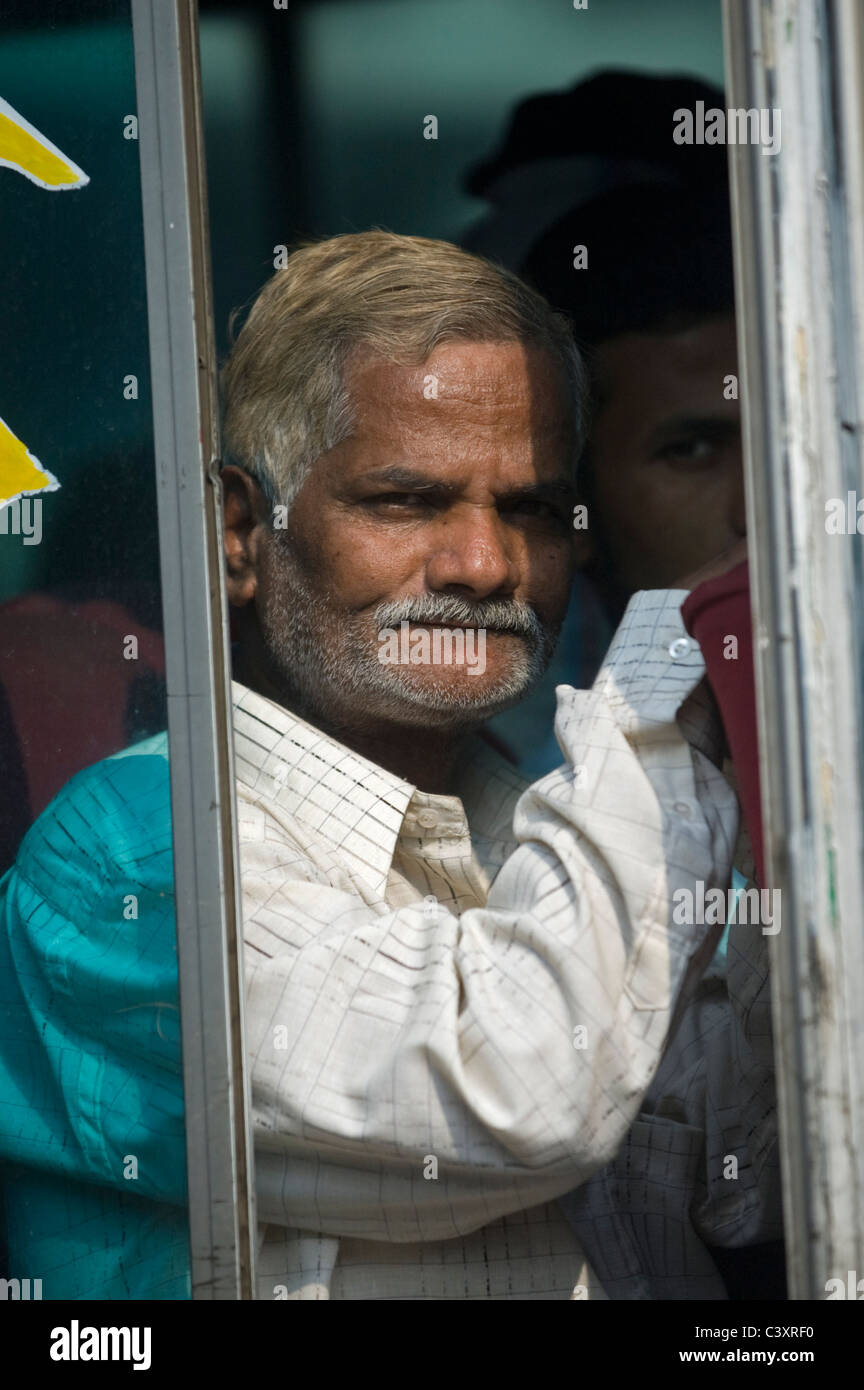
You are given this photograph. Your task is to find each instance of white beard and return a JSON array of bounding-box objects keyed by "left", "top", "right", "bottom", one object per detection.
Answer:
[{"left": 256, "top": 538, "right": 558, "bottom": 734}]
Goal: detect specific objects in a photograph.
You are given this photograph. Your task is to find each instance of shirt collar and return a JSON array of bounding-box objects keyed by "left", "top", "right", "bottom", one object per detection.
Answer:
[{"left": 230, "top": 680, "right": 526, "bottom": 894}]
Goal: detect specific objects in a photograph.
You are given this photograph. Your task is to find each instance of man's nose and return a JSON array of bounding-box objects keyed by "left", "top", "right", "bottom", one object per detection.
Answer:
[{"left": 424, "top": 507, "right": 520, "bottom": 598}]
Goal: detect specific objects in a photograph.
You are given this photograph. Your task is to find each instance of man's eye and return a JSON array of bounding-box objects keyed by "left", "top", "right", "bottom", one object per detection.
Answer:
[
  {"left": 655, "top": 439, "right": 720, "bottom": 469},
  {"left": 367, "top": 492, "right": 433, "bottom": 509}
]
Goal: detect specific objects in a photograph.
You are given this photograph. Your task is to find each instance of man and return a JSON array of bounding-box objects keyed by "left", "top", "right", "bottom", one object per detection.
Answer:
[
  {"left": 0, "top": 232, "right": 766, "bottom": 1299},
  {"left": 219, "top": 231, "right": 771, "bottom": 1299},
  {"left": 521, "top": 176, "right": 742, "bottom": 623}
]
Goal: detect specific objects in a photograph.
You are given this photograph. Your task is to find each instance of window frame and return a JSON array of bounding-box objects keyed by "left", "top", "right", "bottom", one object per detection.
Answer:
[{"left": 132, "top": 0, "right": 256, "bottom": 1299}]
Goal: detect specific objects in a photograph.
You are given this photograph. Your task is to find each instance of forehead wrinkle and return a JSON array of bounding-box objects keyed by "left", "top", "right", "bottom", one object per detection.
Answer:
[
  {"left": 347, "top": 341, "right": 567, "bottom": 410},
  {"left": 334, "top": 349, "right": 575, "bottom": 482}
]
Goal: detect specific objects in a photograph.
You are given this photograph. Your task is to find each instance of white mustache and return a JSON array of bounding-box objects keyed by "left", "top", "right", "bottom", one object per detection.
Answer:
[{"left": 373, "top": 596, "right": 543, "bottom": 641}]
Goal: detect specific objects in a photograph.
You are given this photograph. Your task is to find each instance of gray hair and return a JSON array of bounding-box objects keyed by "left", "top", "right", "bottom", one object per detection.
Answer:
[{"left": 220, "top": 230, "right": 588, "bottom": 511}]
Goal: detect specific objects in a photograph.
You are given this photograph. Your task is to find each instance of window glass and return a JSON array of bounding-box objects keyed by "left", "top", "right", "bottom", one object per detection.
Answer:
[{"left": 0, "top": 0, "right": 190, "bottom": 1301}]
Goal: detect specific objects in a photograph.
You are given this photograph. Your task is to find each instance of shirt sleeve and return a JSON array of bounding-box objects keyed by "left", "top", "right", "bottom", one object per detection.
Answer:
[
  {"left": 0, "top": 740, "right": 187, "bottom": 1208},
  {"left": 633, "top": 895, "right": 781, "bottom": 1253},
  {"left": 689, "top": 908, "right": 780, "bottom": 1248},
  {"left": 241, "top": 589, "right": 743, "bottom": 1243},
  {"left": 556, "top": 901, "right": 781, "bottom": 1299}
]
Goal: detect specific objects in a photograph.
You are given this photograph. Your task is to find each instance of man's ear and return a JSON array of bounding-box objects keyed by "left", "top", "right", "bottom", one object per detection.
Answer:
[{"left": 222, "top": 464, "right": 270, "bottom": 606}]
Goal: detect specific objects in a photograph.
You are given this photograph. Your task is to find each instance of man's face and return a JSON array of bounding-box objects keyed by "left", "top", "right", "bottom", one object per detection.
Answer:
[
  {"left": 245, "top": 340, "right": 578, "bottom": 733},
  {"left": 585, "top": 313, "right": 744, "bottom": 595}
]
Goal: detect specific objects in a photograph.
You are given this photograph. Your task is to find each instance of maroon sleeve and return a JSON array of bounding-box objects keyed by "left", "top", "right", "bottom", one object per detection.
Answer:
[{"left": 681, "top": 560, "right": 765, "bottom": 884}]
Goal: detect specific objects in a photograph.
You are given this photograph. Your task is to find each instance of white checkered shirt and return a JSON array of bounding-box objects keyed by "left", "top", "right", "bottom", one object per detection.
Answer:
[{"left": 231, "top": 589, "right": 778, "bottom": 1299}]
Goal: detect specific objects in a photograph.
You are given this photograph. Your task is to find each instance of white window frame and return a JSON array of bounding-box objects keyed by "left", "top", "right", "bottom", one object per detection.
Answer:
[
  {"left": 132, "top": 0, "right": 256, "bottom": 1299},
  {"left": 723, "top": 0, "right": 864, "bottom": 1299}
]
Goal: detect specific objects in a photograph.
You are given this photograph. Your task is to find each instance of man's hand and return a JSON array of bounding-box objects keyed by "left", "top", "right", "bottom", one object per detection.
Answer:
[{"left": 671, "top": 538, "right": 749, "bottom": 593}]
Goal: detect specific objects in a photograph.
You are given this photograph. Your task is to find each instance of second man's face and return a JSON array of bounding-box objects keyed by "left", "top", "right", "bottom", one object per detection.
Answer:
[{"left": 585, "top": 313, "right": 745, "bottom": 596}]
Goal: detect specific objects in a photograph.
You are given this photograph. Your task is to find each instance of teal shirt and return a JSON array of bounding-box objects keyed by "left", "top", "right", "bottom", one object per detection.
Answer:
[{"left": 0, "top": 733, "right": 190, "bottom": 1299}]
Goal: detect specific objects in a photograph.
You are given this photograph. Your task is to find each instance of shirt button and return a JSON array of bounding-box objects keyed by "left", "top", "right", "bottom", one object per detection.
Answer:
[
  {"left": 668, "top": 636, "right": 692, "bottom": 660},
  {"left": 417, "top": 810, "right": 438, "bottom": 829},
  {"left": 673, "top": 800, "right": 693, "bottom": 818}
]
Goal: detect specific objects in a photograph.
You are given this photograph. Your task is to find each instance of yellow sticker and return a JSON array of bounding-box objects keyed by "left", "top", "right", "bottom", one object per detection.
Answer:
[
  {"left": 0, "top": 415, "right": 60, "bottom": 509},
  {"left": 0, "top": 94, "right": 88, "bottom": 189}
]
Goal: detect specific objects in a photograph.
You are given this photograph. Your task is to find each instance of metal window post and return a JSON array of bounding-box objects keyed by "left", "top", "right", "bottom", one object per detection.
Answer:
[
  {"left": 723, "top": 0, "right": 864, "bottom": 1299},
  {"left": 132, "top": 0, "right": 256, "bottom": 1298}
]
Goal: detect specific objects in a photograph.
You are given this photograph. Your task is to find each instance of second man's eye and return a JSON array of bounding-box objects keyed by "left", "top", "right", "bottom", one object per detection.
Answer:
[{"left": 654, "top": 438, "right": 724, "bottom": 469}]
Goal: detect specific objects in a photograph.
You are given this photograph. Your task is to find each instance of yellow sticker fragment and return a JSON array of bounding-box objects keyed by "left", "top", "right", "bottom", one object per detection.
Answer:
[
  {"left": 0, "top": 94, "right": 88, "bottom": 189},
  {"left": 0, "top": 415, "right": 60, "bottom": 509}
]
